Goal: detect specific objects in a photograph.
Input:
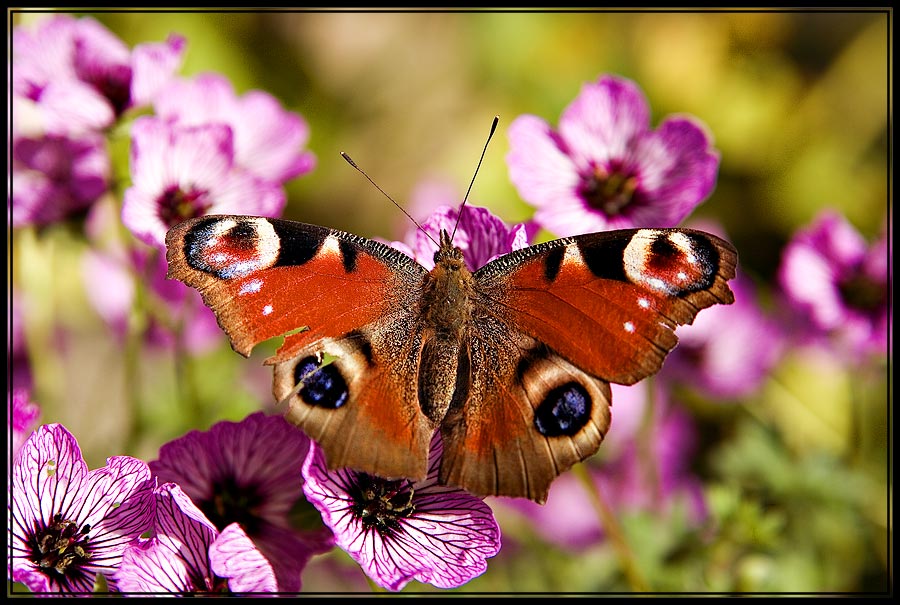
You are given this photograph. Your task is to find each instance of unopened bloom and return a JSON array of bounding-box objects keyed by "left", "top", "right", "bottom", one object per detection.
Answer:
[
  {"left": 302, "top": 436, "right": 501, "bottom": 591},
  {"left": 149, "top": 412, "right": 333, "bottom": 592},
  {"left": 506, "top": 74, "right": 719, "bottom": 237},
  {"left": 8, "top": 424, "right": 154, "bottom": 594}
]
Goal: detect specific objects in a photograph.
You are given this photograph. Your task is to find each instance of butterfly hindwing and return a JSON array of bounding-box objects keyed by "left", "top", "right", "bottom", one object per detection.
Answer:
[
  {"left": 273, "top": 323, "right": 436, "bottom": 482},
  {"left": 439, "top": 327, "right": 612, "bottom": 503}
]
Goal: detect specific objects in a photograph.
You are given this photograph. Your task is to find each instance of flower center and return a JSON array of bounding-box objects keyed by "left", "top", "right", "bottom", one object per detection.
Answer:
[
  {"left": 348, "top": 474, "right": 416, "bottom": 535},
  {"left": 580, "top": 165, "right": 638, "bottom": 216},
  {"left": 838, "top": 272, "right": 886, "bottom": 314},
  {"left": 158, "top": 185, "right": 212, "bottom": 229},
  {"left": 27, "top": 514, "right": 92, "bottom": 580},
  {"left": 200, "top": 476, "right": 265, "bottom": 537}
]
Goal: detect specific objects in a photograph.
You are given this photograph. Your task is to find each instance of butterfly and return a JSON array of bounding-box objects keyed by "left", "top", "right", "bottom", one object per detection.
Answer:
[{"left": 166, "top": 211, "right": 737, "bottom": 503}]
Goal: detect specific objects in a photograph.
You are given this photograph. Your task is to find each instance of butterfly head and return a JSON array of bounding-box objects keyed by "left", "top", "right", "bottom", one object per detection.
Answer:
[{"left": 433, "top": 230, "right": 465, "bottom": 271}]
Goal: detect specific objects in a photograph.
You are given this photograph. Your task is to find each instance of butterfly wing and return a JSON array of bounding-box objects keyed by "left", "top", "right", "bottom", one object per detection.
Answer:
[
  {"left": 439, "top": 228, "right": 737, "bottom": 502},
  {"left": 166, "top": 215, "right": 436, "bottom": 480}
]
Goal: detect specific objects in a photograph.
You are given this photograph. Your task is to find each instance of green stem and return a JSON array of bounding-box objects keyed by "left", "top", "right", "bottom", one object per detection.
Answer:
[
  {"left": 172, "top": 292, "right": 206, "bottom": 429},
  {"left": 637, "top": 377, "right": 661, "bottom": 505},
  {"left": 122, "top": 258, "right": 150, "bottom": 454},
  {"left": 572, "top": 463, "right": 650, "bottom": 592}
]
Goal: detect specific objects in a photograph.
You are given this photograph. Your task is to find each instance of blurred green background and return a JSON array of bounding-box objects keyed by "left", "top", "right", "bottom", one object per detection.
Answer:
[{"left": 11, "top": 9, "right": 890, "bottom": 594}]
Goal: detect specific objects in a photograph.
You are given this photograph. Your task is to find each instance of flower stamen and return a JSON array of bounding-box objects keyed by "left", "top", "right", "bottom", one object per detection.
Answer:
[
  {"left": 581, "top": 166, "right": 638, "bottom": 216},
  {"left": 350, "top": 474, "right": 416, "bottom": 535},
  {"left": 29, "top": 514, "right": 92, "bottom": 579},
  {"left": 158, "top": 185, "right": 211, "bottom": 228}
]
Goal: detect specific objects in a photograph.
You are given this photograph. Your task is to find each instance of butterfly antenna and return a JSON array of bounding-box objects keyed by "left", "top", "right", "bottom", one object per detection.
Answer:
[
  {"left": 341, "top": 151, "right": 438, "bottom": 248},
  {"left": 451, "top": 115, "right": 499, "bottom": 243}
]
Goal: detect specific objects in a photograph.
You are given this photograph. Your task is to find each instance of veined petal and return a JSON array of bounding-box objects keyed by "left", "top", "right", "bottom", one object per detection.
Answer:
[
  {"left": 302, "top": 436, "right": 500, "bottom": 592},
  {"left": 209, "top": 524, "right": 278, "bottom": 593}
]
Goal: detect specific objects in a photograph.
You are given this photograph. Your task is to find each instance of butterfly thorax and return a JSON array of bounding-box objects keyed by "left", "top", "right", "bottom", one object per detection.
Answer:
[{"left": 421, "top": 232, "right": 475, "bottom": 337}]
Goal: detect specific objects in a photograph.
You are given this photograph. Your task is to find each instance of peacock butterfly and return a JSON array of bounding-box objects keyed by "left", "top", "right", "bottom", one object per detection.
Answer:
[{"left": 165, "top": 210, "right": 737, "bottom": 503}]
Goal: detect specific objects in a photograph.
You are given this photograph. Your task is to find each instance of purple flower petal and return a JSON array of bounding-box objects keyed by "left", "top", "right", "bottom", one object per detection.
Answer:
[
  {"left": 154, "top": 73, "right": 315, "bottom": 184},
  {"left": 392, "top": 203, "right": 533, "bottom": 271},
  {"left": 122, "top": 116, "right": 287, "bottom": 247},
  {"left": 9, "top": 389, "right": 41, "bottom": 458},
  {"left": 150, "top": 412, "right": 333, "bottom": 592},
  {"left": 507, "top": 73, "right": 720, "bottom": 236},
  {"left": 117, "top": 483, "right": 218, "bottom": 593},
  {"left": 118, "top": 484, "right": 277, "bottom": 594},
  {"left": 209, "top": 524, "right": 279, "bottom": 593},
  {"left": 71, "top": 17, "right": 132, "bottom": 115},
  {"left": 36, "top": 79, "right": 116, "bottom": 135},
  {"left": 507, "top": 114, "right": 582, "bottom": 215},
  {"left": 11, "top": 131, "right": 110, "bottom": 227},
  {"left": 12, "top": 15, "right": 81, "bottom": 101},
  {"left": 129, "top": 35, "right": 187, "bottom": 108},
  {"left": 559, "top": 75, "right": 651, "bottom": 169},
  {"left": 778, "top": 210, "right": 889, "bottom": 360}
]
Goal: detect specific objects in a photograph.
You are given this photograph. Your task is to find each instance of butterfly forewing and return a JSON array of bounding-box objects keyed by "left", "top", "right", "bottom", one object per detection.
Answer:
[{"left": 473, "top": 228, "right": 737, "bottom": 385}]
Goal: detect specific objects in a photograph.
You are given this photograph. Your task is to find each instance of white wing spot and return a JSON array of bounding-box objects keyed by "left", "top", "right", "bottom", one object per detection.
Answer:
[
  {"left": 321, "top": 235, "right": 343, "bottom": 258},
  {"left": 262, "top": 304, "right": 273, "bottom": 316},
  {"left": 240, "top": 279, "right": 263, "bottom": 295},
  {"left": 624, "top": 321, "right": 635, "bottom": 333}
]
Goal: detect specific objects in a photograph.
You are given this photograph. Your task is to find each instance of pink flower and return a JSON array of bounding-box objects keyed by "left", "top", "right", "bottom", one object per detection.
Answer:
[
  {"left": 777, "top": 210, "right": 889, "bottom": 361},
  {"left": 506, "top": 74, "right": 719, "bottom": 236},
  {"left": 10, "top": 131, "right": 110, "bottom": 228},
  {"left": 153, "top": 73, "right": 315, "bottom": 184},
  {"left": 12, "top": 14, "right": 185, "bottom": 133},
  {"left": 8, "top": 424, "right": 155, "bottom": 593},
  {"left": 116, "top": 483, "right": 278, "bottom": 594},
  {"left": 149, "top": 412, "right": 333, "bottom": 592},
  {"left": 121, "top": 116, "right": 285, "bottom": 247},
  {"left": 9, "top": 389, "right": 40, "bottom": 460},
  {"left": 388, "top": 202, "right": 536, "bottom": 271}
]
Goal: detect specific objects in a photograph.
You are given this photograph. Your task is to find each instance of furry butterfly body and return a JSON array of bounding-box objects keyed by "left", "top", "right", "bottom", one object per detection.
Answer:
[{"left": 166, "top": 215, "right": 737, "bottom": 503}]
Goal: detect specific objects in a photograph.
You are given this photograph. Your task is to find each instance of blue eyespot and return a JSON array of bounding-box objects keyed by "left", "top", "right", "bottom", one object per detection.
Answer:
[
  {"left": 294, "top": 356, "right": 349, "bottom": 409},
  {"left": 534, "top": 382, "right": 591, "bottom": 437}
]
